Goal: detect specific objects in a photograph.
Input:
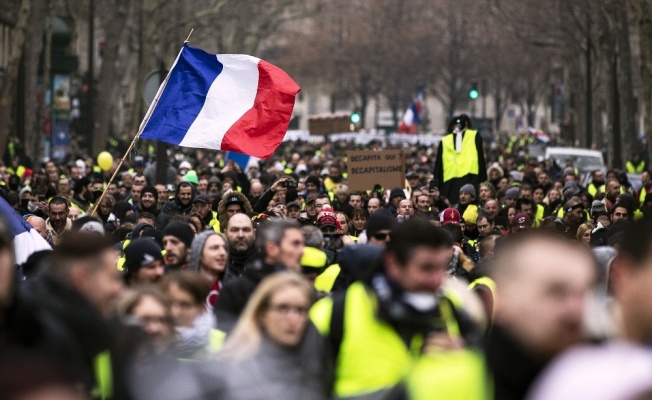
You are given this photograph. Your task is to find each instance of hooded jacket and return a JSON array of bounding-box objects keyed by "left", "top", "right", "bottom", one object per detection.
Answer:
[
  {"left": 162, "top": 182, "right": 196, "bottom": 217},
  {"left": 217, "top": 191, "right": 253, "bottom": 232}
]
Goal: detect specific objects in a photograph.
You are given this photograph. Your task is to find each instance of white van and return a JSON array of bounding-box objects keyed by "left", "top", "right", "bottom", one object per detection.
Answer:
[{"left": 545, "top": 147, "right": 606, "bottom": 180}]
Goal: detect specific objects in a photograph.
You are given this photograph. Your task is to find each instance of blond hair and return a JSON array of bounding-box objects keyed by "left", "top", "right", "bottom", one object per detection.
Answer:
[{"left": 220, "top": 272, "right": 312, "bottom": 360}]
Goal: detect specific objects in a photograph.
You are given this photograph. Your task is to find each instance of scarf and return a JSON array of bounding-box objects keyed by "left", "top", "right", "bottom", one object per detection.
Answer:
[{"left": 175, "top": 311, "right": 216, "bottom": 359}]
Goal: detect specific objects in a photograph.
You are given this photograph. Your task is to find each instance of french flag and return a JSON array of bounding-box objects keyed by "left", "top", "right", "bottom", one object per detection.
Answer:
[
  {"left": 0, "top": 197, "right": 51, "bottom": 266},
  {"left": 140, "top": 44, "right": 301, "bottom": 159},
  {"left": 528, "top": 127, "right": 551, "bottom": 143},
  {"left": 398, "top": 88, "right": 424, "bottom": 134}
]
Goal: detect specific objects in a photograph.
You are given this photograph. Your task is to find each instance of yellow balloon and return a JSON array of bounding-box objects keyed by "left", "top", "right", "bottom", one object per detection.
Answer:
[{"left": 97, "top": 151, "right": 114, "bottom": 171}]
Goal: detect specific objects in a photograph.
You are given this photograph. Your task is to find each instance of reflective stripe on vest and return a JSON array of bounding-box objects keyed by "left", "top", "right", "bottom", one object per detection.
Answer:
[
  {"left": 91, "top": 350, "right": 113, "bottom": 400},
  {"left": 441, "top": 130, "right": 479, "bottom": 183}
]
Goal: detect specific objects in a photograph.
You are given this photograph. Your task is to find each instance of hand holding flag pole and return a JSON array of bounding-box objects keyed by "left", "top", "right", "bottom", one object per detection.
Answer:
[{"left": 90, "top": 29, "right": 195, "bottom": 217}]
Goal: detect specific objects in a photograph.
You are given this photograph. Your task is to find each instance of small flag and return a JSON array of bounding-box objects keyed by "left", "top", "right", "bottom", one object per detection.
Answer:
[
  {"left": 0, "top": 197, "right": 51, "bottom": 265},
  {"left": 528, "top": 127, "right": 551, "bottom": 143},
  {"left": 140, "top": 44, "right": 301, "bottom": 159},
  {"left": 398, "top": 87, "right": 424, "bottom": 134}
]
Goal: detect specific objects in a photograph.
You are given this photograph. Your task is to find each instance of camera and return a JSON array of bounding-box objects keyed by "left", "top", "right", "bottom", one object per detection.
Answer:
[{"left": 283, "top": 180, "right": 297, "bottom": 188}]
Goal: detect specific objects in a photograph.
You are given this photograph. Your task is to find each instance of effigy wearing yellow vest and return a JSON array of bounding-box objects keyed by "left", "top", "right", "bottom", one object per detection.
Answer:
[{"left": 442, "top": 130, "right": 479, "bottom": 183}]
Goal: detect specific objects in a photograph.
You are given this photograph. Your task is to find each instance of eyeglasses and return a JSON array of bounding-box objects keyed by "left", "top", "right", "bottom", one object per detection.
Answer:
[
  {"left": 267, "top": 303, "right": 309, "bottom": 316},
  {"left": 372, "top": 232, "right": 389, "bottom": 241}
]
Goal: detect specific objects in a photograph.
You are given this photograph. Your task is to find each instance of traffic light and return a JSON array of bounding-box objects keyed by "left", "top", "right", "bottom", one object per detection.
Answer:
[
  {"left": 469, "top": 82, "right": 479, "bottom": 100},
  {"left": 350, "top": 112, "right": 361, "bottom": 124}
]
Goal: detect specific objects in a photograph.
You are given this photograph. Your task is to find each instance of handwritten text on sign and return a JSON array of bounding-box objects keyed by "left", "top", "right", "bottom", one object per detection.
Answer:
[{"left": 346, "top": 150, "right": 405, "bottom": 191}]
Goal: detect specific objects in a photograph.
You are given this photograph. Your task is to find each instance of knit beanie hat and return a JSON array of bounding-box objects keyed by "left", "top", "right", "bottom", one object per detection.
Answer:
[
  {"left": 188, "top": 230, "right": 221, "bottom": 272},
  {"left": 140, "top": 185, "right": 158, "bottom": 206},
  {"left": 124, "top": 238, "right": 163, "bottom": 278},
  {"left": 366, "top": 208, "right": 397, "bottom": 237},
  {"left": 459, "top": 184, "right": 476, "bottom": 198},
  {"left": 505, "top": 187, "right": 520, "bottom": 200},
  {"left": 389, "top": 188, "right": 406, "bottom": 200},
  {"left": 163, "top": 221, "right": 195, "bottom": 248}
]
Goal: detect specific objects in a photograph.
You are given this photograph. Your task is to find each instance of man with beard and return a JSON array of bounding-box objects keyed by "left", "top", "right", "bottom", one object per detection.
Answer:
[
  {"left": 161, "top": 181, "right": 196, "bottom": 217},
  {"left": 215, "top": 219, "right": 304, "bottom": 332},
  {"left": 162, "top": 221, "right": 194, "bottom": 270},
  {"left": 123, "top": 238, "right": 165, "bottom": 285},
  {"left": 486, "top": 231, "right": 594, "bottom": 399},
  {"left": 46, "top": 196, "right": 72, "bottom": 245},
  {"left": 602, "top": 179, "right": 621, "bottom": 212},
  {"left": 547, "top": 199, "right": 585, "bottom": 239},
  {"left": 223, "top": 213, "right": 257, "bottom": 280},
  {"left": 324, "top": 163, "right": 344, "bottom": 192},
  {"left": 70, "top": 177, "right": 93, "bottom": 213},
  {"left": 138, "top": 185, "right": 169, "bottom": 229}
]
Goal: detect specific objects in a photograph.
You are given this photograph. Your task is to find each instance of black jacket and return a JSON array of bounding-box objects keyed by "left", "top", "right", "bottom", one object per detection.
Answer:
[
  {"left": 223, "top": 246, "right": 258, "bottom": 282},
  {"left": 13, "top": 273, "right": 122, "bottom": 397},
  {"left": 485, "top": 324, "right": 548, "bottom": 400},
  {"left": 214, "top": 259, "right": 282, "bottom": 333}
]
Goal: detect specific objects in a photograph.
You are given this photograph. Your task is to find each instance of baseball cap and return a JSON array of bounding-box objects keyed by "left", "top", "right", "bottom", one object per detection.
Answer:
[
  {"left": 511, "top": 212, "right": 531, "bottom": 230},
  {"left": 225, "top": 194, "right": 244, "bottom": 207},
  {"left": 192, "top": 194, "right": 210, "bottom": 205},
  {"left": 286, "top": 201, "right": 301, "bottom": 209},
  {"left": 316, "top": 208, "right": 339, "bottom": 230},
  {"left": 440, "top": 208, "right": 461, "bottom": 225},
  {"left": 305, "top": 194, "right": 318, "bottom": 204}
]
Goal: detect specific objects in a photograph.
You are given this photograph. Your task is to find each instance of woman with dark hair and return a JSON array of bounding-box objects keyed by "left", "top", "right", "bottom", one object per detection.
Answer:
[{"left": 350, "top": 207, "right": 368, "bottom": 237}]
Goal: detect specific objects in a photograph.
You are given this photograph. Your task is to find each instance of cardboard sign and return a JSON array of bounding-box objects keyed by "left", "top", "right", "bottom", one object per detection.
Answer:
[{"left": 346, "top": 150, "right": 405, "bottom": 191}]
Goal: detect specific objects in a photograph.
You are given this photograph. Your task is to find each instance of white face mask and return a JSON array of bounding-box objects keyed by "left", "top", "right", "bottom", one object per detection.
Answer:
[{"left": 402, "top": 292, "right": 438, "bottom": 312}]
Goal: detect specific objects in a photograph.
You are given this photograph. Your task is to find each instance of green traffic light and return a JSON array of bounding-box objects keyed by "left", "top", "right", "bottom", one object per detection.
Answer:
[
  {"left": 350, "top": 113, "right": 361, "bottom": 124},
  {"left": 469, "top": 89, "right": 479, "bottom": 100}
]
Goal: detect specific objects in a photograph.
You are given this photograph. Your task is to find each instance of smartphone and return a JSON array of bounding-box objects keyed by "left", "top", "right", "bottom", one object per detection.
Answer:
[
  {"left": 429, "top": 179, "right": 438, "bottom": 191},
  {"left": 283, "top": 180, "right": 297, "bottom": 188},
  {"left": 38, "top": 195, "right": 46, "bottom": 202}
]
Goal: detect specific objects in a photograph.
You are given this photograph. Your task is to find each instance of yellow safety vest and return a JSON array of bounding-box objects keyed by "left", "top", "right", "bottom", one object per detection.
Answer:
[
  {"left": 587, "top": 183, "right": 605, "bottom": 197},
  {"left": 441, "top": 130, "right": 479, "bottom": 183},
  {"left": 91, "top": 350, "right": 113, "bottom": 400},
  {"left": 310, "top": 282, "right": 462, "bottom": 398},
  {"left": 469, "top": 277, "right": 497, "bottom": 320},
  {"left": 626, "top": 161, "right": 646, "bottom": 174},
  {"left": 406, "top": 349, "right": 490, "bottom": 400},
  {"left": 314, "top": 263, "right": 341, "bottom": 293},
  {"left": 535, "top": 204, "right": 545, "bottom": 221}
]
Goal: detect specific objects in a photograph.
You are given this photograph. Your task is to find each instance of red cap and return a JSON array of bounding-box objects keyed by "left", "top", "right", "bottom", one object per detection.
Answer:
[
  {"left": 440, "top": 208, "right": 461, "bottom": 225},
  {"left": 512, "top": 212, "right": 532, "bottom": 230}
]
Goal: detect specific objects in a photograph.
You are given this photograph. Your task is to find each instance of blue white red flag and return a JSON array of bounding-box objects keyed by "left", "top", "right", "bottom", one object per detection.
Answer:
[
  {"left": 528, "top": 127, "right": 551, "bottom": 143},
  {"left": 398, "top": 88, "right": 424, "bottom": 134},
  {"left": 140, "top": 44, "right": 301, "bottom": 159},
  {"left": 0, "top": 197, "right": 51, "bottom": 265}
]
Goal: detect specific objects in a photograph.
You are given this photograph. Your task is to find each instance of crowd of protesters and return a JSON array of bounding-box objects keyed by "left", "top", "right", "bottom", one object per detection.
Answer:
[{"left": 0, "top": 127, "right": 652, "bottom": 399}]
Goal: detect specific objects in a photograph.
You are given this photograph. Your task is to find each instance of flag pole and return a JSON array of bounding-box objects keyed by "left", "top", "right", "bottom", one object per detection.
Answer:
[{"left": 89, "top": 30, "right": 193, "bottom": 217}]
